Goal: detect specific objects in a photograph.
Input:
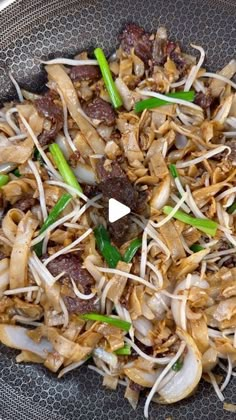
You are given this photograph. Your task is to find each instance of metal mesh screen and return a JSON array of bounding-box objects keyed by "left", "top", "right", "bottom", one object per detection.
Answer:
[{"left": 0, "top": 0, "right": 236, "bottom": 418}]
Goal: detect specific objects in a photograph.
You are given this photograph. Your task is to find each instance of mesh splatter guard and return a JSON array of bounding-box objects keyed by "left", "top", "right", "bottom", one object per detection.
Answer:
[{"left": 0, "top": 0, "right": 236, "bottom": 418}]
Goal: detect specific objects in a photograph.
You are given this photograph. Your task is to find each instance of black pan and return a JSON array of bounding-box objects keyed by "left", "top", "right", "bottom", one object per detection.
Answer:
[{"left": 0, "top": 0, "right": 235, "bottom": 419}]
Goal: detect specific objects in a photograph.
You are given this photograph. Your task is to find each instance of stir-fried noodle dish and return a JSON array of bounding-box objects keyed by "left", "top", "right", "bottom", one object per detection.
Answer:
[{"left": 0, "top": 24, "right": 236, "bottom": 416}]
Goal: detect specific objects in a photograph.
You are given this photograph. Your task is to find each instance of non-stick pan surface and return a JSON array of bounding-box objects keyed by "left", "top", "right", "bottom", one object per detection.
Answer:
[{"left": 0, "top": 0, "right": 236, "bottom": 419}]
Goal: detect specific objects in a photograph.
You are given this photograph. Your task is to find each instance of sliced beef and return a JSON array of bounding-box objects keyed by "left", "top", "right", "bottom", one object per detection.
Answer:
[
  {"left": 98, "top": 177, "right": 140, "bottom": 211},
  {"left": 63, "top": 295, "right": 97, "bottom": 314},
  {"left": 14, "top": 195, "right": 37, "bottom": 212},
  {"left": 47, "top": 253, "right": 94, "bottom": 294},
  {"left": 70, "top": 65, "right": 101, "bottom": 82},
  {"left": 96, "top": 159, "right": 125, "bottom": 180},
  {"left": 46, "top": 253, "right": 97, "bottom": 314},
  {"left": 194, "top": 92, "right": 213, "bottom": 109},
  {"left": 212, "top": 139, "right": 236, "bottom": 164},
  {"left": 223, "top": 255, "right": 236, "bottom": 268},
  {"left": 129, "top": 381, "right": 145, "bottom": 392},
  {"left": 35, "top": 92, "right": 63, "bottom": 146},
  {"left": 109, "top": 215, "right": 130, "bottom": 246},
  {"left": 119, "top": 23, "right": 153, "bottom": 65},
  {"left": 83, "top": 97, "right": 116, "bottom": 126},
  {"left": 0, "top": 251, "right": 7, "bottom": 261},
  {"left": 167, "top": 41, "right": 186, "bottom": 72},
  {"left": 228, "top": 140, "right": 236, "bottom": 165},
  {"left": 96, "top": 159, "right": 147, "bottom": 245}
]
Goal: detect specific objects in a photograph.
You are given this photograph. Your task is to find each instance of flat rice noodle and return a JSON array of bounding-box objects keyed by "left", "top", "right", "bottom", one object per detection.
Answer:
[
  {"left": 169, "top": 249, "right": 209, "bottom": 280},
  {"left": 0, "top": 137, "right": 34, "bottom": 164},
  {"left": 159, "top": 219, "right": 186, "bottom": 261},
  {"left": 202, "top": 347, "right": 218, "bottom": 373},
  {"left": 103, "top": 374, "right": 119, "bottom": 390},
  {"left": 73, "top": 132, "right": 93, "bottom": 158},
  {"left": 210, "top": 60, "right": 236, "bottom": 97},
  {"left": 130, "top": 285, "right": 143, "bottom": 320},
  {"left": 63, "top": 316, "right": 85, "bottom": 341},
  {"left": 149, "top": 150, "right": 169, "bottom": 179},
  {"left": 2, "top": 178, "right": 36, "bottom": 204},
  {"left": 46, "top": 327, "right": 92, "bottom": 364},
  {"left": 44, "top": 351, "right": 64, "bottom": 372},
  {"left": 0, "top": 258, "right": 9, "bottom": 293},
  {"left": 214, "top": 337, "right": 236, "bottom": 361},
  {"left": 0, "top": 122, "right": 14, "bottom": 136},
  {"left": 106, "top": 261, "right": 131, "bottom": 302},
  {"left": 121, "top": 128, "right": 144, "bottom": 164},
  {"left": 124, "top": 363, "right": 159, "bottom": 388},
  {"left": 46, "top": 64, "right": 105, "bottom": 154},
  {"left": 193, "top": 169, "right": 236, "bottom": 205},
  {"left": 188, "top": 316, "right": 209, "bottom": 354},
  {"left": 16, "top": 350, "right": 45, "bottom": 364},
  {"left": 9, "top": 211, "right": 38, "bottom": 289},
  {"left": 125, "top": 384, "right": 140, "bottom": 410},
  {"left": 77, "top": 331, "right": 102, "bottom": 348},
  {"left": 182, "top": 227, "right": 201, "bottom": 246},
  {"left": 13, "top": 297, "right": 43, "bottom": 319},
  {"left": 17, "top": 103, "right": 44, "bottom": 135},
  {"left": 213, "top": 297, "right": 236, "bottom": 322}
]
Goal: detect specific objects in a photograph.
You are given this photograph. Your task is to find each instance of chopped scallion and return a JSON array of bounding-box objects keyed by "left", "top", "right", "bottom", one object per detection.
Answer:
[
  {"left": 172, "top": 359, "right": 183, "bottom": 372},
  {"left": 228, "top": 201, "right": 236, "bottom": 215},
  {"left": 34, "top": 193, "right": 72, "bottom": 256},
  {"left": 135, "top": 91, "right": 195, "bottom": 113},
  {"left": 115, "top": 344, "right": 131, "bottom": 356},
  {"left": 163, "top": 206, "right": 218, "bottom": 236},
  {"left": 190, "top": 244, "right": 205, "bottom": 252},
  {"left": 94, "top": 48, "right": 123, "bottom": 108},
  {"left": 169, "top": 163, "right": 179, "bottom": 179},
  {"left": 123, "top": 238, "right": 142, "bottom": 263},
  {"left": 80, "top": 313, "right": 131, "bottom": 332},
  {"left": 0, "top": 174, "right": 9, "bottom": 187},
  {"left": 49, "top": 143, "right": 82, "bottom": 193}
]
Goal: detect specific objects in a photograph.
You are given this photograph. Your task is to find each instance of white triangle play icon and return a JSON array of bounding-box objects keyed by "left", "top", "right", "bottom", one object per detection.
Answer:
[{"left": 108, "top": 198, "right": 131, "bottom": 223}]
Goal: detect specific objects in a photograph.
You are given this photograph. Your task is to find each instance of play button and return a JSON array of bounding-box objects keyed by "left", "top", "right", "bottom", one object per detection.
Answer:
[{"left": 108, "top": 198, "right": 131, "bottom": 223}]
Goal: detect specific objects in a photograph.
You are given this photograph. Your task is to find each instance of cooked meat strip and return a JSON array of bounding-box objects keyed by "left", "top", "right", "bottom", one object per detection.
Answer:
[
  {"left": 46, "top": 253, "right": 97, "bottom": 314},
  {"left": 194, "top": 92, "right": 213, "bottom": 109},
  {"left": 96, "top": 159, "right": 147, "bottom": 244},
  {"left": 35, "top": 92, "right": 63, "bottom": 146},
  {"left": 14, "top": 195, "right": 37, "bottom": 212},
  {"left": 119, "top": 23, "right": 153, "bottom": 65},
  {"left": 70, "top": 65, "right": 101, "bottom": 82},
  {"left": 83, "top": 97, "right": 116, "bottom": 126},
  {"left": 46, "top": 252, "right": 94, "bottom": 294}
]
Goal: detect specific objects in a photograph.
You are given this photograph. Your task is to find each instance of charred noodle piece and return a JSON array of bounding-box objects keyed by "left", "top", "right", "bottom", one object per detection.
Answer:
[
  {"left": 123, "top": 238, "right": 142, "bottom": 263},
  {"left": 163, "top": 206, "right": 218, "bottom": 236},
  {"left": 94, "top": 224, "right": 122, "bottom": 268},
  {"left": 80, "top": 313, "right": 131, "bottom": 332},
  {"left": 135, "top": 91, "right": 195, "bottom": 112},
  {"left": 34, "top": 193, "right": 72, "bottom": 256},
  {"left": 0, "top": 174, "right": 9, "bottom": 187},
  {"left": 94, "top": 48, "right": 123, "bottom": 109},
  {"left": 49, "top": 143, "right": 82, "bottom": 193}
]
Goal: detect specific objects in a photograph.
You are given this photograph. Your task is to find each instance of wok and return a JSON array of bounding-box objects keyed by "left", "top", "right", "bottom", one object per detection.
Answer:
[{"left": 0, "top": 0, "right": 235, "bottom": 418}]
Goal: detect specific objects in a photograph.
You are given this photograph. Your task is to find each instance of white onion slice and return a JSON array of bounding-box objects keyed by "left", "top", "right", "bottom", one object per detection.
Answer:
[
  {"left": 158, "top": 328, "right": 202, "bottom": 403},
  {"left": 0, "top": 325, "right": 52, "bottom": 358}
]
